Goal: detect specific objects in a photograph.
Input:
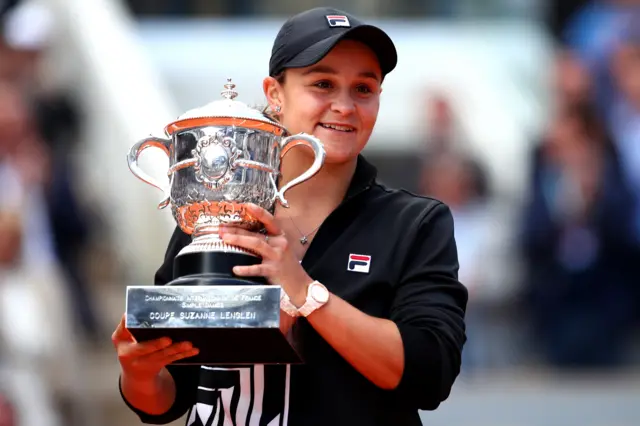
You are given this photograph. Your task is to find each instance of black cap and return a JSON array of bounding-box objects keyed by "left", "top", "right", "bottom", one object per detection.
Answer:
[{"left": 269, "top": 7, "right": 397, "bottom": 79}]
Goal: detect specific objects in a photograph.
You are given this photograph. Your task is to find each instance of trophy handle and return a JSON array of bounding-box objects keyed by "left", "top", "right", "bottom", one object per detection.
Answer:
[
  {"left": 127, "top": 136, "right": 172, "bottom": 209},
  {"left": 275, "top": 133, "right": 326, "bottom": 208}
]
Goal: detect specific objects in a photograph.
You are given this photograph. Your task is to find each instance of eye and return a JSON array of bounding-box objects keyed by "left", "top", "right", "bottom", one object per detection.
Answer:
[
  {"left": 355, "top": 84, "right": 374, "bottom": 94},
  {"left": 313, "top": 80, "right": 333, "bottom": 89}
]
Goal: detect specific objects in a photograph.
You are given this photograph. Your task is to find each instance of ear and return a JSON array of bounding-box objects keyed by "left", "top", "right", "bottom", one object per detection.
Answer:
[{"left": 263, "top": 76, "right": 283, "bottom": 108}]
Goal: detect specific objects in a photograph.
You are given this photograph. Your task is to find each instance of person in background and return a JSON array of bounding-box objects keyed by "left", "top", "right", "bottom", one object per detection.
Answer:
[
  {"left": 520, "top": 99, "right": 639, "bottom": 368},
  {"left": 0, "top": 75, "right": 62, "bottom": 426},
  {"left": 562, "top": 0, "right": 640, "bottom": 114},
  {"left": 553, "top": 47, "right": 594, "bottom": 110},
  {"left": 1, "top": 0, "right": 102, "bottom": 343},
  {"left": 606, "top": 22, "right": 640, "bottom": 245},
  {"left": 0, "top": 80, "right": 52, "bottom": 270}
]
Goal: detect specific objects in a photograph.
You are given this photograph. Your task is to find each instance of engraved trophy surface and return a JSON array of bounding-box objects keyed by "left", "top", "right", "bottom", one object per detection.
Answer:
[{"left": 125, "top": 79, "right": 325, "bottom": 364}]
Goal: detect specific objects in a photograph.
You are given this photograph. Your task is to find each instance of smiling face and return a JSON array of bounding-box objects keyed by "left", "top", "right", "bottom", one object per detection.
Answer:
[{"left": 263, "top": 39, "right": 382, "bottom": 165}]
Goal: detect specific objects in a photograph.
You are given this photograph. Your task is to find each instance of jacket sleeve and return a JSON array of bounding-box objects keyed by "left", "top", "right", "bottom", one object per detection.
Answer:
[
  {"left": 119, "top": 226, "right": 202, "bottom": 424},
  {"left": 388, "top": 202, "right": 468, "bottom": 411}
]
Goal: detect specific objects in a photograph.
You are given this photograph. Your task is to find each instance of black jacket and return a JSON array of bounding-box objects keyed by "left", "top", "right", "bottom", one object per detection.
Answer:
[{"left": 120, "top": 155, "right": 467, "bottom": 426}]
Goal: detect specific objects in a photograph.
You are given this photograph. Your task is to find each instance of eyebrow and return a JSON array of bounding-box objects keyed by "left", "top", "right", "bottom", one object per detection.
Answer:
[{"left": 301, "top": 65, "right": 381, "bottom": 82}]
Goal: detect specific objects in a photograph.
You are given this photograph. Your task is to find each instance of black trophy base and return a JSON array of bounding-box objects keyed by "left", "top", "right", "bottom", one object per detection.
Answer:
[
  {"left": 125, "top": 251, "right": 302, "bottom": 365},
  {"left": 170, "top": 250, "right": 269, "bottom": 286}
]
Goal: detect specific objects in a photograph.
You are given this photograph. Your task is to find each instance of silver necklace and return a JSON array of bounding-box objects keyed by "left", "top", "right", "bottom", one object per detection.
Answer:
[{"left": 288, "top": 215, "right": 321, "bottom": 245}]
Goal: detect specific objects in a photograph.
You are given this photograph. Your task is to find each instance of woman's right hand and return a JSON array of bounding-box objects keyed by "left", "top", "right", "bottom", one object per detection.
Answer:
[{"left": 112, "top": 314, "right": 199, "bottom": 382}]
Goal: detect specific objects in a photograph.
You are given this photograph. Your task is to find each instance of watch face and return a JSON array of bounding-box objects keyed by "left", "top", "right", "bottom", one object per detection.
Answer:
[{"left": 310, "top": 283, "right": 329, "bottom": 303}]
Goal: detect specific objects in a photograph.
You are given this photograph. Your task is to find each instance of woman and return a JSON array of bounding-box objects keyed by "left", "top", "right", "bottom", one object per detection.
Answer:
[{"left": 114, "top": 7, "right": 467, "bottom": 426}]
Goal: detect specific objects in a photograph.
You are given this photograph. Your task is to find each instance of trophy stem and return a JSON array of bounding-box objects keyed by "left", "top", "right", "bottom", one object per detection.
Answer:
[{"left": 177, "top": 225, "right": 258, "bottom": 257}]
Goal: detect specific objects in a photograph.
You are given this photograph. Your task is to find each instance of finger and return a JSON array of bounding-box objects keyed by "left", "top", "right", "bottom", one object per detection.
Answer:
[
  {"left": 233, "top": 263, "right": 269, "bottom": 278},
  {"left": 142, "top": 341, "right": 194, "bottom": 364},
  {"left": 112, "top": 314, "right": 134, "bottom": 346},
  {"left": 245, "top": 204, "right": 281, "bottom": 235},
  {"left": 218, "top": 226, "right": 258, "bottom": 238},
  {"left": 119, "top": 337, "right": 173, "bottom": 358},
  {"left": 165, "top": 348, "right": 200, "bottom": 365},
  {"left": 221, "top": 233, "right": 276, "bottom": 258},
  {"left": 220, "top": 226, "right": 288, "bottom": 249}
]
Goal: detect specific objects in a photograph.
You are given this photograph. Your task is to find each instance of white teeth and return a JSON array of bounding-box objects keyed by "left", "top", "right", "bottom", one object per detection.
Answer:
[{"left": 320, "top": 123, "right": 354, "bottom": 132}]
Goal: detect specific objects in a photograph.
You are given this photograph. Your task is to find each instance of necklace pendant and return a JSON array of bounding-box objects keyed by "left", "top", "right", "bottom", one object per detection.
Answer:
[{"left": 300, "top": 236, "right": 308, "bottom": 245}]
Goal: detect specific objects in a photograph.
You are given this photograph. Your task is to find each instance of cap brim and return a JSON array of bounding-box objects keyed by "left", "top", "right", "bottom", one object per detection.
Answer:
[{"left": 282, "top": 25, "right": 397, "bottom": 78}]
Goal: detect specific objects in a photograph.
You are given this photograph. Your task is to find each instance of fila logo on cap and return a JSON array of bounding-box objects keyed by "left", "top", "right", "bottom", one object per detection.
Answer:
[
  {"left": 347, "top": 254, "right": 371, "bottom": 273},
  {"left": 326, "top": 15, "right": 351, "bottom": 28}
]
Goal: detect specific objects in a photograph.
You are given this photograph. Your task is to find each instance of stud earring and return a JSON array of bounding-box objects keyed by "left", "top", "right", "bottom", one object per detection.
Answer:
[{"left": 274, "top": 105, "right": 281, "bottom": 113}]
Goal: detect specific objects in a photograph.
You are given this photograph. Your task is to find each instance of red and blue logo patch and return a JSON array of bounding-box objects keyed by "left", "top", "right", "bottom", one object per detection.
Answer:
[
  {"left": 326, "top": 15, "right": 351, "bottom": 28},
  {"left": 347, "top": 254, "right": 371, "bottom": 273}
]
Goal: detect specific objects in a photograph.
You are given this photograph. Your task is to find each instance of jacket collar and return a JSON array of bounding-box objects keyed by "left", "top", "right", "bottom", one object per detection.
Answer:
[{"left": 344, "top": 155, "right": 378, "bottom": 201}]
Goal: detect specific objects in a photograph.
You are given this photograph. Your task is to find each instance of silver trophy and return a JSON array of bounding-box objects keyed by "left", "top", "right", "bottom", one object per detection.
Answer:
[
  {"left": 123, "top": 79, "right": 325, "bottom": 364},
  {"left": 128, "top": 78, "right": 325, "bottom": 258}
]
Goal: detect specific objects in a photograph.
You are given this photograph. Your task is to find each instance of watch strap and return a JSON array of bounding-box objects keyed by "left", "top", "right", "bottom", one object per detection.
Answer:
[{"left": 280, "top": 290, "right": 300, "bottom": 317}]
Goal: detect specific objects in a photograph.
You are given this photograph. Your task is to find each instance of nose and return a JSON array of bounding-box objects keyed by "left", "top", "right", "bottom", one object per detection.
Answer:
[{"left": 330, "top": 90, "right": 356, "bottom": 116}]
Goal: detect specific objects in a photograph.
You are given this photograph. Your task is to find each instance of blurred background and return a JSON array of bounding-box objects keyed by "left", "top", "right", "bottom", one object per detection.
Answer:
[{"left": 0, "top": 0, "right": 639, "bottom": 425}]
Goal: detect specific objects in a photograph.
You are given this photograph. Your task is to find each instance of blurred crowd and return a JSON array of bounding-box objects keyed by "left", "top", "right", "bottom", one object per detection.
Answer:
[
  {"left": 417, "top": 1, "right": 640, "bottom": 372},
  {"left": 523, "top": 0, "right": 640, "bottom": 368},
  {"left": 0, "top": 0, "right": 102, "bottom": 345},
  {"left": 0, "top": 1, "right": 105, "bottom": 425},
  {"left": 0, "top": 0, "right": 639, "bottom": 425}
]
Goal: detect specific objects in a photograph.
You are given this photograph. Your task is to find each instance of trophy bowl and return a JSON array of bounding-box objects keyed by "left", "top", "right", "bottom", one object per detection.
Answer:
[{"left": 123, "top": 79, "right": 325, "bottom": 364}]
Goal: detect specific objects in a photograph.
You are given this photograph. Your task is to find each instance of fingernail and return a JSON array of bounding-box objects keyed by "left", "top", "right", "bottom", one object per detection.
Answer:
[
  {"left": 160, "top": 338, "right": 172, "bottom": 347},
  {"left": 182, "top": 342, "right": 193, "bottom": 350}
]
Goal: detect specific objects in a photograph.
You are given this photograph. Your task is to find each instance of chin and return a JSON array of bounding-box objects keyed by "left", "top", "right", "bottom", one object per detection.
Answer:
[{"left": 323, "top": 147, "right": 361, "bottom": 165}]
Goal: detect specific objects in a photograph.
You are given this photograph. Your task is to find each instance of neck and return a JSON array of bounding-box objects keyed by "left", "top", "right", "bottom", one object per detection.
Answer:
[{"left": 275, "top": 151, "right": 357, "bottom": 218}]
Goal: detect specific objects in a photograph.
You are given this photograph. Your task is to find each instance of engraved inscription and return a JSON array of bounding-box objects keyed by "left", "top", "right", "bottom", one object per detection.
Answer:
[
  {"left": 146, "top": 294, "right": 184, "bottom": 302},
  {"left": 148, "top": 311, "right": 257, "bottom": 320},
  {"left": 143, "top": 293, "right": 261, "bottom": 322},
  {"left": 180, "top": 312, "right": 219, "bottom": 320},
  {"left": 220, "top": 311, "right": 257, "bottom": 320},
  {"left": 142, "top": 293, "right": 265, "bottom": 309},
  {"left": 182, "top": 302, "right": 225, "bottom": 309},
  {"left": 126, "top": 286, "right": 280, "bottom": 329}
]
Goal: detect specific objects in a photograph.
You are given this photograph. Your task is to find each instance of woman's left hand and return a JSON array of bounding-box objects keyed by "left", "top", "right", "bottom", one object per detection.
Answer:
[{"left": 218, "top": 203, "right": 312, "bottom": 306}]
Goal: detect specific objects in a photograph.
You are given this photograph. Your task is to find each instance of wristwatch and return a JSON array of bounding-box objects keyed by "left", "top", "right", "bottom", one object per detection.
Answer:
[
  {"left": 280, "top": 290, "right": 300, "bottom": 317},
  {"left": 298, "top": 281, "right": 330, "bottom": 317}
]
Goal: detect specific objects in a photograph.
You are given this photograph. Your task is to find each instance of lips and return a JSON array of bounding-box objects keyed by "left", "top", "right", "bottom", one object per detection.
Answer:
[{"left": 319, "top": 123, "right": 356, "bottom": 132}]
